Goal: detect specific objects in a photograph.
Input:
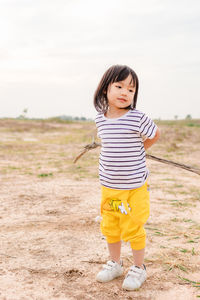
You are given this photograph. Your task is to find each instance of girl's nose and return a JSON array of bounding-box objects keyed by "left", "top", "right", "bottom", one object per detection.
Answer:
[{"left": 121, "top": 88, "right": 128, "bottom": 95}]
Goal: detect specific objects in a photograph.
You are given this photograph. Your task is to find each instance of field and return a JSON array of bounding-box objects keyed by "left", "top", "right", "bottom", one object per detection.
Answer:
[{"left": 0, "top": 118, "right": 200, "bottom": 300}]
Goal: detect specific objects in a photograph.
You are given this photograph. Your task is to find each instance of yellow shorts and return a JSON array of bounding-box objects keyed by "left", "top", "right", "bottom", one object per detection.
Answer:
[{"left": 100, "top": 182, "right": 150, "bottom": 250}]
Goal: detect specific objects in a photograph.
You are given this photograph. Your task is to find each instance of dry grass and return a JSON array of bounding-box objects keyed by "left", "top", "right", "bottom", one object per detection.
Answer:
[{"left": 0, "top": 118, "right": 199, "bottom": 299}]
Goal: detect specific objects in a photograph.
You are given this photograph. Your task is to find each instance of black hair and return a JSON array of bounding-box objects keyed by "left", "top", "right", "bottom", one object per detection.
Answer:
[{"left": 94, "top": 64, "right": 139, "bottom": 113}]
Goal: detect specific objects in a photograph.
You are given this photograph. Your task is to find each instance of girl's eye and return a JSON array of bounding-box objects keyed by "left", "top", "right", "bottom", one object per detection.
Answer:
[
  {"left": 116, "top": 85, "right": 121, "bottom": 88},
  {"left": 129, "top": 89, "right": 134, "bottom": 93}
]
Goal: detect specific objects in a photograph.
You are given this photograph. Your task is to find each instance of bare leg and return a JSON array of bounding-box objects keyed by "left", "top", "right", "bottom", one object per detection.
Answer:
[
  {"left": 107, "top": 241, "right": 121, "bottom": 264},
  {"left": 132, "top": 248, "right": 145, "bottom": 268}
]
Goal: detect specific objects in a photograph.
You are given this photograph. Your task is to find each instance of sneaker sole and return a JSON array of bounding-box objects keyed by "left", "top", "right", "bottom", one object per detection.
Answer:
[{"left": 96, "top": 272, "right": 124, "bottom": 283}]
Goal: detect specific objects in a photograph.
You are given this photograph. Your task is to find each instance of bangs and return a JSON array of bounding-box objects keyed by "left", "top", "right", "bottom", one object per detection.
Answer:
[{"left": 112, "top": 68, "right": 136, "bottom": 87}]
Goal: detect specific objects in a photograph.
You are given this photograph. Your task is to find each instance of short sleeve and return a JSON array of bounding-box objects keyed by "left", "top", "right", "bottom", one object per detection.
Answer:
[{"left": 139, "top": 113, "right": 157, "bottom": 140}]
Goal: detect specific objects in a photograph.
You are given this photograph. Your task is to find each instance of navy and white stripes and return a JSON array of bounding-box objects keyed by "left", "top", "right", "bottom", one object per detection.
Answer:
[{"left": 95, "top": 109, "right": 157, "bottom": 190}]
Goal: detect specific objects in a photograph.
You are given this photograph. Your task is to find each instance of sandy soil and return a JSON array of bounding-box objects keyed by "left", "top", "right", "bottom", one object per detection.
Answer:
[{"left": 0, "top": 119, "right": 199, "bottom": 300}]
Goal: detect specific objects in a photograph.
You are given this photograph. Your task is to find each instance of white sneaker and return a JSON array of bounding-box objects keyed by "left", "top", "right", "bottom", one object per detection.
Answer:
[
  {"left": 96, "top": 260, "right": 123, "bottom": 283},
  {"left": 122, "top": 265, "right": 147, "bottom": 290}
]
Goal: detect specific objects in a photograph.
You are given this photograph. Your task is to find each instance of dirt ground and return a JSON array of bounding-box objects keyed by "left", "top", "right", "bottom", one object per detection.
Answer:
[{"left": 0, "top": 119, "right": 199, "bottom": 300}]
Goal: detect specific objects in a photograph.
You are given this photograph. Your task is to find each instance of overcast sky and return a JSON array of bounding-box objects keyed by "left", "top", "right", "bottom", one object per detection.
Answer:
[{"left": 0, "top": 0, "right": 199, "bottom": 120}]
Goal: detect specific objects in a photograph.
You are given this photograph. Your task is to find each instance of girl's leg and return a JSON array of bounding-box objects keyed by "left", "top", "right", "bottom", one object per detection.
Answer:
[
  {"left": 96, "top": 240, "right": 123, "bottom": 282},
  {"left": 132, "top": 247, "right": 145, "bottom": 268},
  {"left": 122, "top": 247, "right": 146, "bottom": 290},
  {"left": 107, "top": 241, "right": 121, "bottom": 264}
]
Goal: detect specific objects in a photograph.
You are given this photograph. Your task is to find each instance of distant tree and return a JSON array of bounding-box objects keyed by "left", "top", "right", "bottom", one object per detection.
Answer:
[
  {"left": 18, "top": 108, "right": 28, "bottom": 119},
  {"left": 174, "top": 115, "right": 178, "bottom": 120},
  {"left": 186, "top": 114, "right": 192, "bottom": 120}
]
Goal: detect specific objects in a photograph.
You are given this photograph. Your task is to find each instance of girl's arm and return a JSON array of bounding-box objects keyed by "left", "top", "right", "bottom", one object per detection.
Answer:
[{"left": 144, "top": 128, "right": 160, "bottom": 150}]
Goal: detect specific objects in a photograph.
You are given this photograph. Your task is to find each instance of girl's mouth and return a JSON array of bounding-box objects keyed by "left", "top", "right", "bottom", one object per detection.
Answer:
[{"left": 118, "top": 98, "right": 127, "bottom": 102}]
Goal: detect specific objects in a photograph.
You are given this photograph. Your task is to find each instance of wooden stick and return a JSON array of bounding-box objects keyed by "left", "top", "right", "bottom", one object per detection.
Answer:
[
  {"left": 145, "top": 154, "right": 200, "bottom": 175},
  {"left": 73, "top": 141, "right": 200, "bottom": 176},
  {"left": 73, "top": 141, "right": 101, "bottom": 164}
]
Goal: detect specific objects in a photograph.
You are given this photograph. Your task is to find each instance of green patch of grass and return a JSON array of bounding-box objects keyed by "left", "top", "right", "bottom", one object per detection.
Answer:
[
  {"left": 177, "top": 264, "right": 188, "bottom": 272},
  {"left": 173, "top": 184, "right": 184, "bottom": 188},
  {"left": 179, "top": 191, "right": 189, "bottom": 195},
  {"left": 171, "top": 217, "right": 179, "bottom": 222},
  {"left": 183, "top": 218, "right": 194, "bottom": 223},
  {"left": 1, "top": 166, "right": 23, "bottom": 174},
  {"left": 178, "top": 275, "right": 200, "bottom": 299},
  {"left": 186, "top": 122, "right": 200, "bottom": 128},
  {"left": 192, "top": 248, "right": 196, "bottom": 255},
  {"left": 167, "top": 264, "right": 188, "bottom": 273},
  {"left": 169, "top": 236, "right": 180, "bottom": 240},
  {"left": 38, "top": 173, "right": 53, "bottom": 177},
  {"left": 187, "top": 240, "right": 198, "bottom": 243},
  {"left": 180, "top": 249, "right": 189, "bottom": 253},
  {"left": 178, "top": 276, "right": 200, "bottom": 285},
  {"left": 146, "top": 227, "right": 159, "bottom": 231},
  {"left": 154, "top": 231, "right": 165, "bottom": 236}
]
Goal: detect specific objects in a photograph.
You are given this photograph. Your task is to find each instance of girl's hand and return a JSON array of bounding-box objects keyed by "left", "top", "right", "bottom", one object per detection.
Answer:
[{"left": 144, "top": 128, "right": 160, "bottom": 150}]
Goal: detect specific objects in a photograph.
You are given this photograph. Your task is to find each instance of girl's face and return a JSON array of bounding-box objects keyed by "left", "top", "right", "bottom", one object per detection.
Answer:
[{"left": 106, "top": 74, "right": 135, "bottom": 112}]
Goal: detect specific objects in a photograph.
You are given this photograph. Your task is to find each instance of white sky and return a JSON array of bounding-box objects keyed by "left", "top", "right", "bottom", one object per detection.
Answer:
[{"left": 0, "top": 0, "right": 200, "bottom": 120}]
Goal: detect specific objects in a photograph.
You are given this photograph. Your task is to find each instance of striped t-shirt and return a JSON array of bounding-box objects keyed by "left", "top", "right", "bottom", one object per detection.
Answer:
[{"left": 95, "top": 109, "right": 157, "bottom": 190}]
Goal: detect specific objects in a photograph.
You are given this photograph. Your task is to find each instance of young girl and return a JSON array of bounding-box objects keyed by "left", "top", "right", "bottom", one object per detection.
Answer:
[{"left": 94, "top": 65, "right": 160, "bottom": 290}]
